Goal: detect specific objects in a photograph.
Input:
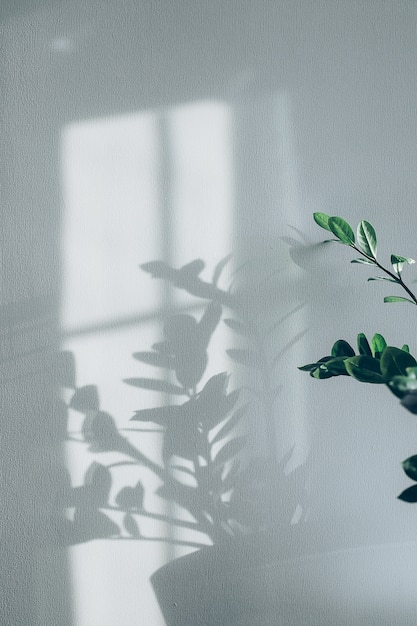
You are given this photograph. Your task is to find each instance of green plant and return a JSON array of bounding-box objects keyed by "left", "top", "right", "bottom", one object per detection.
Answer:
[{"left": 300, "top": 213, "right": 417, "bottom": 502}]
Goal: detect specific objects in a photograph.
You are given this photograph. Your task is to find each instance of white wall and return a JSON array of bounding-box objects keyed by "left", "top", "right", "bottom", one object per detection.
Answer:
[{"left": 2, "top": 1, "right": 417, "bottom": 624}]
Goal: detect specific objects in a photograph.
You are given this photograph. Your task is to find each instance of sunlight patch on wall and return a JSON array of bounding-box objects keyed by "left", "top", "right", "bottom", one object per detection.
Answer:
[
  {"left": 61, "top": 111, "right": 162, "bottom": 333},
  {"left": 168, "top": 101, "right": 233, "bottom": 274},
  {"left": 60, "top": 100, "right": 234, "bottom": 626}
]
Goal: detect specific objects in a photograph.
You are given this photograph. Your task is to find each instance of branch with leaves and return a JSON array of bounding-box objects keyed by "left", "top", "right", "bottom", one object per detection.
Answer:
[
  {"left": 313, "top": 212, "right": 417, "bottom": 304},
  {"left": 299, "top": 213, "right": 417, "bottom": 502}
]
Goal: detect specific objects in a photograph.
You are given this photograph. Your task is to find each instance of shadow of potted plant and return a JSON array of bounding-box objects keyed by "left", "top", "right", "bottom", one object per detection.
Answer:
[{"left": 56, "top": 255, "right": 308, "bottom": 625}]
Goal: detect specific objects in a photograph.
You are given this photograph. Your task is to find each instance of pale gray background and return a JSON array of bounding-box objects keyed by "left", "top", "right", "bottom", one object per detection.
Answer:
[{"left": 2, "top": 1, "right": 417, "bottom": 624}]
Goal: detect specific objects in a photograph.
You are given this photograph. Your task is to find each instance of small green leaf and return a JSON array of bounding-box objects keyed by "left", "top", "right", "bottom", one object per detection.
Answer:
[
  {"left": 391, "top": 254, "right": 416, "bottom": 274},
  {"left": 402, "top": 345, "right": 410, "bottom": 353},
  {"left": 357, "top": 333, "right": 372, "bottom": 357},
  {"left": 311, "top": 366, "right": 334, "bottom": 379},
  {"left": 380, "top": 346, "right": 417, "bottom": 379},
  {"left": 401, "top": 392, "right": 417, "bottom": 414},
  {"left": 299, "top": 355, "right": 351, "bottom": 379},
  {"left": 331, "top": 340, "right": 355, "bottom": 358},
  {"left": 302, "top": 356, "right": 351, "bottom": 378},
  {"left": 351, "top": 258, "right": 377, "bottom": 265},
  {"left": 388, "top": 366, "right": 417, "bottom": 398},
  {"left": 388, "top": 377, "right": 409, "bottom": 399},
  {"left": 313, "top": 212, "right": 332, "bottom": 231},
  {"left": 328, "top": 216, "right": 355, "bottom": 245},
  {"left": 371, "top": 333, "right": 387, "bottom": 358},
  {"left": 298, "top": 356, "right": 332, "bottom": 372},
  {"left": 324, "top": 357, "right": 350, "bottom": 376},
  {"left": 344, "top": 355, "right": 385, "bottom": 383},
  {"left": 311, "top": 359, "right": 345, "bottom": 379},
  {"left": 298, "top": 363, "right": 321, "bottom": 372},
  {"left": 384, "top": 296, "right": 416, "bottom": 305},
  {"left": 388, "top": 375, "right": 417, "bottom": 398},
  {"left": 367, "top": 276, "right": 398, "bottom": 283},
  {"left": 357, "top": 220, "right": 377, "bottom": 258},
  {"left": 398, "top": 485, "right": 417, "bottom": 503}
]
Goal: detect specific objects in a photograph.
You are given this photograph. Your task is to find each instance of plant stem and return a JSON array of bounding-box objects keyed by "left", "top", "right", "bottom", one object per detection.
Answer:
[{"left": 351, "top": 245, "right": 417, "bottom": 305}]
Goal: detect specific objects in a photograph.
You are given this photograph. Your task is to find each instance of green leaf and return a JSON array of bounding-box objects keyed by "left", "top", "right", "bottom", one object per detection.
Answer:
[
  {"left": 401, "top": 392, "right": 417, "bottom": 414},
  {"left": 398, "top": 485, "right": 417, "bottom": 503},
  {"left": 324, "top": 357, "right": 350, "bottom": 376},
  {"left": 299, "top": 355, "right": 348, "bottom": 379},
  {"left": 388, "top": 377, "right": 410, "bottom": 399},
  {"left": 313, "top": 212, "right": 332, "bottom": 231},
  {"left": 344, "top": 356, "right": 385, "bottom": 383},
  {"left": 357, "top": 333, "right": 372, "bottom": 357},
  {"left": 310, "top": 361, "right": 344, "bottom": 379},
  {"left": 311, "top": 366, "right": 335, "bottom": 379},
  {"left": 388, "top": 366, "right": 417, "bottom": 398},
  {"left": 391, "top": 254, "right": 416, "bottom": 274},
  {"left": 384, "top": 296, "right": 416, "bottom": 305},
  {"left": 402, "top": 345, "right": 410, "bottom": 353},
  {"left": 371, "top": 333, "right": 387, "bottom": 358},
  {"left": 388, "top": 375, "right": 417, "bottom": 399},
  {"left": 401, "top": 454, "right": 417, "bottom": 481},
  {"left": 298, "top": 356, "right": 332, "bottom": 371},
  {"left": 298, "top": 363, "right": 321, "bottom": 372},
  {"left": 367, "top": 276, "right": 398, "bottom": 283},
  {"left": 328, "top": 216, "right": 355, "bottom": 245},
  {"left": 357, "top": 220, "right": 377, "bottom": 258},
  {"left": 380, "top": 346, "right": 417, "bottom": 380},
  {"left": 351, "top": 258, "right": 377, "bottom": 265},
  {"left": 331, "top": 340, "right": 355, "bottom": 358}
]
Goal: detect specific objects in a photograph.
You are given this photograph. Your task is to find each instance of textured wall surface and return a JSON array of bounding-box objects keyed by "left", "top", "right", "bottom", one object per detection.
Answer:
[{"left": 2, "top": 2, "right": 417, "bottom": 624}]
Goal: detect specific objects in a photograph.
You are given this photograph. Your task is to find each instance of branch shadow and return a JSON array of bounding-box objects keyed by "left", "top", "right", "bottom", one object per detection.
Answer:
[{"left": 57, "top": 252, "right": 310, "bottom": 624}]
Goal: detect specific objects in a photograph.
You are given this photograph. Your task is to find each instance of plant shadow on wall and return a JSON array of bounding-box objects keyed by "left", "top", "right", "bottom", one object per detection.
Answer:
[{"left": 55, "top": 254, "right": 308, "bottom": 625}]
